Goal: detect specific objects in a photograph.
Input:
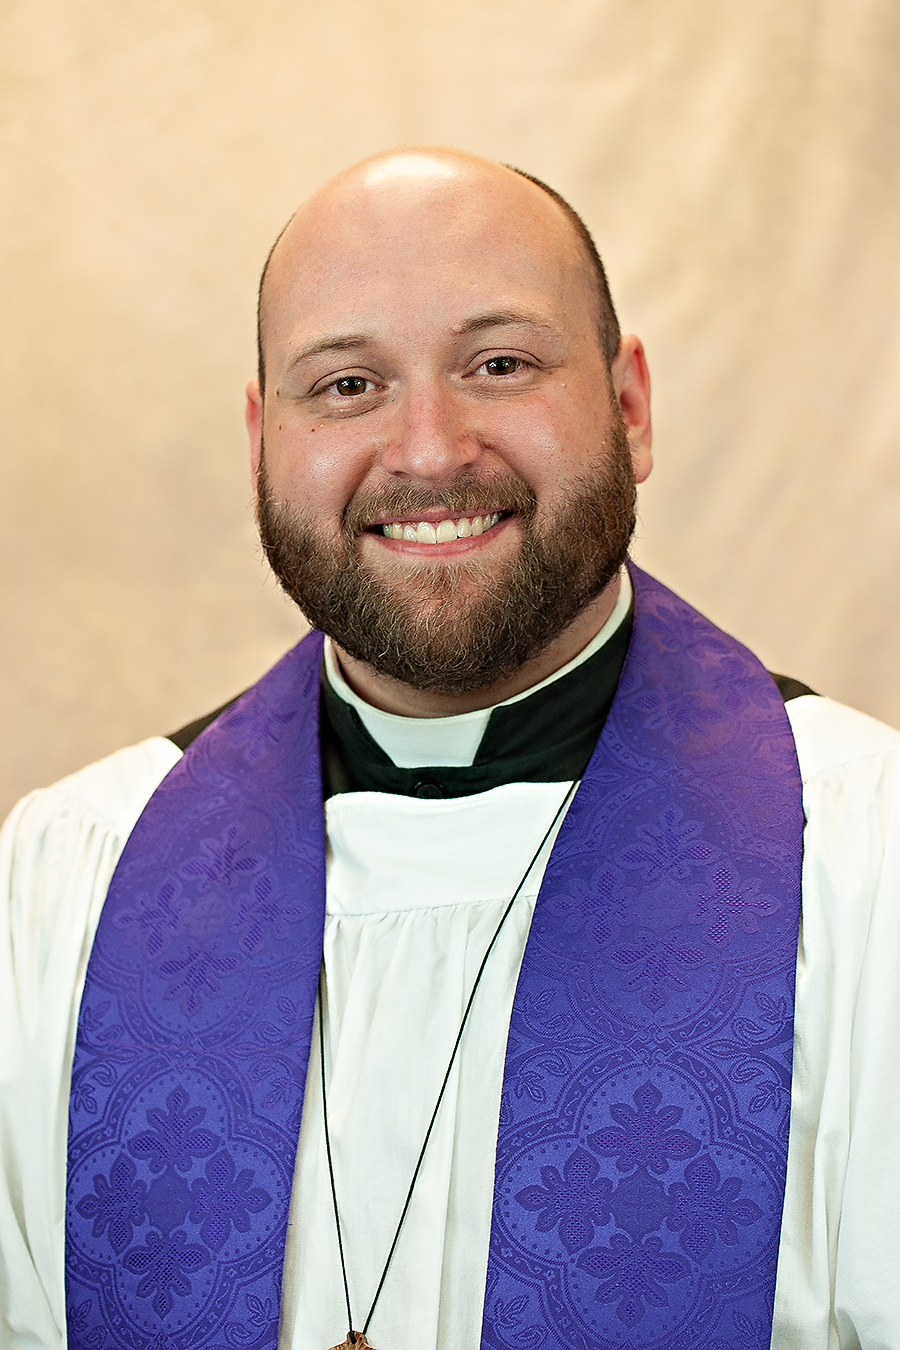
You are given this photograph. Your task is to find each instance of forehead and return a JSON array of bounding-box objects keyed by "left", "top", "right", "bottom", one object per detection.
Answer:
[{"left": 261, "top": 169, "right": 597, "bottom": 356}]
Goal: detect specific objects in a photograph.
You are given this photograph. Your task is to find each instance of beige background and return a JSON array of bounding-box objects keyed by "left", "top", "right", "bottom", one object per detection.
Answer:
[{"left": 2, "top": 0, "right": 899, "bottom": 819}]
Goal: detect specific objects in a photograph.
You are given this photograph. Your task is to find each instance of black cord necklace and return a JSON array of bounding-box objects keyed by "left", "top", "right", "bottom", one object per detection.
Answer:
[{"left": 319, "top": 779, "right": 578, "bottom": 1350}]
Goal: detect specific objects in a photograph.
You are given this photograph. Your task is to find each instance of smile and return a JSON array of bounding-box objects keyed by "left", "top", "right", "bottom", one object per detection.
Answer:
[{"left": 380, "top": 513, "right": 503, "bottom": 543}]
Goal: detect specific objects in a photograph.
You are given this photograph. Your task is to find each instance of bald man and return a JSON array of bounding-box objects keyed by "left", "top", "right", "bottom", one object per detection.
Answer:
[{"left": 2, "top": 149, "right": 900, "bottom": 1350}]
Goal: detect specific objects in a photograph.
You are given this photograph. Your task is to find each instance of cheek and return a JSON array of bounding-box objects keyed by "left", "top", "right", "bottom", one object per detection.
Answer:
[
  {"left": 487, "top": 401, "right": 598, "bottom": 489},
  {"left": 263, "top": 421, "right": 372, "bottom": 512}
]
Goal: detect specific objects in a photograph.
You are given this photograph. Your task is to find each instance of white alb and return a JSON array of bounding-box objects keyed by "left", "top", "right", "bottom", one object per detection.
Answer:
[{"left": 2, "top": 670, "right": 899, "bottom": 1348}]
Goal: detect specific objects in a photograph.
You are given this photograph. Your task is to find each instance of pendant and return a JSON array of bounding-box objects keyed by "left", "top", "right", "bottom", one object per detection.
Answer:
[{"left": 330, "top": 1335, "right": 375, "bottom": 1350}]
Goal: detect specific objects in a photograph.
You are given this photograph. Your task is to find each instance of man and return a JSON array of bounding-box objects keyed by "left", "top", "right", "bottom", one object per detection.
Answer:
[{"left": 1, "top": 148, "right": 899, "bottom": 1350}]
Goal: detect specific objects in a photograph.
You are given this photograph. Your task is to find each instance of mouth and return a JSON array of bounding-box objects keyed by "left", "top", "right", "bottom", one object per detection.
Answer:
[{"left": 374, "top": 512, "right": 504, "bottom": 544}]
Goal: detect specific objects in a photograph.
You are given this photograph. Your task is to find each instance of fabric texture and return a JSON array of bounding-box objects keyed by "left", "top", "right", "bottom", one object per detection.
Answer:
[
  {"left": 282, "top": 780, "right": 573, "bottom": 1349},
  {"left": 2, "top": 668, "right": 900, "bottom": 1347},
  {"left": 63, "top": 567, "right": 802, "bottom": 1349},
  {"left": 65, "top": 634, "right": 328, "bottom": 1350},
  {"left": 481, "top": 567, "right": 803, "bottom": 1348}
]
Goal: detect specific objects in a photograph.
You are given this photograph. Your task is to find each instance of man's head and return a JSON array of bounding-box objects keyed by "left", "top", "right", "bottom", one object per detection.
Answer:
[
  {"left": 255, "top": 160, "right": 622, "bottom": 397},
  {"left": 246, "top": 147, "right": 652, "bottom": 712}
]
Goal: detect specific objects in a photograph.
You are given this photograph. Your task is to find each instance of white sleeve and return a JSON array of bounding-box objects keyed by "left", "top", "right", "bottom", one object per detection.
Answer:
[
  {"left": 773, "top": 697, "right": 900, "bottom": 1349},
  {"left": 0, "top": 737, "right": 181, "bottom": 1349}
]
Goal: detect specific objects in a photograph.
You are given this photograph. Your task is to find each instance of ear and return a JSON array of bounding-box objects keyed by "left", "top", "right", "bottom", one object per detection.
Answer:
[
  {"left": 610, "top": 336, "right": 652, "bottom": 484},
  {"left": 245, "top": 379, "right": 264, "bottom": 506}
]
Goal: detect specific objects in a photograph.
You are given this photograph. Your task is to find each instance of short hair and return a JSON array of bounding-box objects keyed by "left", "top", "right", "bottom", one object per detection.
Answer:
[
  {"left": 257, "top": 165, "right": 621, "bottom": 395},
  {"left": 257, "top": 221, "right": 290, "bottom": 398},
  {"left": 504, "top": 166, "right": 621, "bottom": 367}
]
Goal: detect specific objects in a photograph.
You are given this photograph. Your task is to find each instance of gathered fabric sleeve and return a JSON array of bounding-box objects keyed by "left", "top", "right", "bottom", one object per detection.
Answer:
[
  {"left": 0, "top": 738, "right": 181, "bottom": 1349},
  {"left": 774, "top": 697, "right": 900, "bottom": 1350}
]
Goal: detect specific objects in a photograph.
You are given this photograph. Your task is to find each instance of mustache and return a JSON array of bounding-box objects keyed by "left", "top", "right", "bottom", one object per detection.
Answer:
[{"left": 343, "top": 477, "right": 538, "bottom": 537}]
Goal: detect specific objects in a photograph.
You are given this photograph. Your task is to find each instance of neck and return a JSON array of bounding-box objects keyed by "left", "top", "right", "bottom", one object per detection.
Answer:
[{"left": 332, "top": 572, "right": 622, "bottom": 718}]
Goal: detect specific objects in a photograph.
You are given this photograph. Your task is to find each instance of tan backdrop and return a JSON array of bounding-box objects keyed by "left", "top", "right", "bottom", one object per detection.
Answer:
[{"left": 2, "top": 0, "right": 899, "bottom": 819}]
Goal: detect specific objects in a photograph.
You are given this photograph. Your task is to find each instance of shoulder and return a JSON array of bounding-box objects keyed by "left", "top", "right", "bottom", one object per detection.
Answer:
[
  {"left": 3, "top": 734, "right": 183, "bottom": 837},
  {"left": 777, "top": 699, "right": 900, "bottom": 1336},
  {"left": 31, "top": 736, "right": 183, "bottom": 830},
  {"left": 785, "top": 695, "right": 900, "bottom": 852},
  {"left": 786, "top": 697, "right": 900, "bottom": 944},
  {"left": 785, "top": 694, "right": 900, "bottom": 782},
  {"left": 0, "top": 736, "right": 183, "bottom": 931},
  {"left": 0, "top": 738, "right": 184, "bottom": 1126}
]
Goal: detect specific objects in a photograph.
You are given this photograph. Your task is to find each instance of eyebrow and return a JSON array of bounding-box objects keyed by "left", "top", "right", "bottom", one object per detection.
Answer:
[
  {"left": 283, "top": 309, "right": 560, "bottom": 375},
  {"left": 454, "top": 309, "right": 559, "bottom": 337},
  {"left": 284, "top": 334, "right": 369, "bottom": 373}
]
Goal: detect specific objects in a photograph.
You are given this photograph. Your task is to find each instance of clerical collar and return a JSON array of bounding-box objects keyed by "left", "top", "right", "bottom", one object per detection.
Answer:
[{"left": 320, "top": 570, "right": 634, "bottom": 799}]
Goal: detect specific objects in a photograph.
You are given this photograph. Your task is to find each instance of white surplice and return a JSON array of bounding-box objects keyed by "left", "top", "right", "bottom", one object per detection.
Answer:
[{"left": 2, "top": 664, "right": 900, "bottom": 1347}]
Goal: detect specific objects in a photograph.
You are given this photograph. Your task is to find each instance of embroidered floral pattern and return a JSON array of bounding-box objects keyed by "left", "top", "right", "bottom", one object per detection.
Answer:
[
  {"left": 67, "top": 1297, "right": 107, "bottom": 1350},
  {"left": 67, "top": 645, "right": 326, "bottom": 1350},
  {"left": 619, "top": 807, "right": 719, "bottom": 883},
  {"left": 633, "top": 687, "right": 728, "bottom": 745},
  {"left": 112, "top": 879, "right": 182, "bottom": 958},
  {"left": 515, "top": 1147, "right": 613, "bottom": 1253},
  {"left": 69, "top": 1060, "right": 115, "bottom": 1117},
  {"left": 232, "top": 874, "right": 303, "bottom": 957},
  {"left": 484, "top": 574, "right": 801, "bottom": 1348},
  {"left": 189, "top": 1150, "right": 272, "bottom": 1250},
  {"left": 587, "top": 1083, "right": 701, "bottom": 1175},
  {"left": 67, "top": 570, "right": 802, "bottom": 1350},
  {"left": 608, "top": 931, "right": 709, "bottom": 1010},
  {"left": 228, "top": 704, "right": 297, "bottom": 765},
  {"left": 180, "top": 823, "right": 262, "bottom": 893},
  {"left": 128, "top": 1087, "right": 220, "bottom": 1174},
  {"left": 577, "top": 1233, "right": 691, "bottom": 1328},
  {"left": 157, "top": 942, "right": 243, "bottom": 1017},
  {"left": 667, "top": 1154, "right": 763, "bottom": 1261},
  {"left": 690, "top": 866, "right": 780, "bottom": 947},
  {"left": 75, "top": 1153, "right": 147, "bottom": 1253},
  {"left": 121, "top": 1227, "right": 209, "bottom": 1317},
  {"left": 509, "top": 1085, "right": 768, "bottom": 1333},
  {"left": 224, "top": 1292, "right": 280, "bottom": 1349}
]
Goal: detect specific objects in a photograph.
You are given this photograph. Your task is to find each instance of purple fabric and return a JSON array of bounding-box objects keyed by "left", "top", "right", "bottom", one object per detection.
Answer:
[
  {"left": 483, "top": 569, "right": 803, "bottom": 1349},
  {"left": 65, "top": 566, "right": 802, "bottom": 1350},
  {"left": 65, "top": 632, "right": 327, "bottom": 1350}
]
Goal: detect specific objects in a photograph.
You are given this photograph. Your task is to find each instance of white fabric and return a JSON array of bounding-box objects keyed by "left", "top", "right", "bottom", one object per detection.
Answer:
[
  {"left": 323, "top": 569, "right": 632, "bottom": 768},
  {"left": 0, "top": 735, "right": 182, "bottom": 1350},
  {"left": 282, "top": 783, "right": 571, "bottom": 1349},
  {"left": 2, "top": 696, "right": 900, "bottom": 1347}
]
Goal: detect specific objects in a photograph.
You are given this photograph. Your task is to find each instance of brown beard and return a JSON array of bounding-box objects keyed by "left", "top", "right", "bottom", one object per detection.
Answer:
[{"left": 256, "top": 419, "right": 637, "bottom": 694}]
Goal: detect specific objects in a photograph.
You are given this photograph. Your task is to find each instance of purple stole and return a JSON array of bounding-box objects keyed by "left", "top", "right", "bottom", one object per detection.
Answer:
[{"left": 65, "top": 567, "right": 803, "bottom": 1350}]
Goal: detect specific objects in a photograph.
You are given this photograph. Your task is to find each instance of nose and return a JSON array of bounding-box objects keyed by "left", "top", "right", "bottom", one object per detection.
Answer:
[{"left": 379, "top": 382, "right": 481, "bottom": 483}]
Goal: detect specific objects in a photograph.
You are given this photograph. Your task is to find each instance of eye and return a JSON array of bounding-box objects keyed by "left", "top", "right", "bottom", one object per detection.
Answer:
[
  {"left": 481, "top": 356, "right": 525, "bottom": 377},
  {"left": 331, "top": 375, "right": 373, "bottom": 397}
]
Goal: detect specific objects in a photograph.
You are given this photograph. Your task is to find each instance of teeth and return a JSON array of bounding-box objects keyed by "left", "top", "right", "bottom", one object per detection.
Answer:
[{"left": 382, "top": 513, "right": 502, "bottom": 543}]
